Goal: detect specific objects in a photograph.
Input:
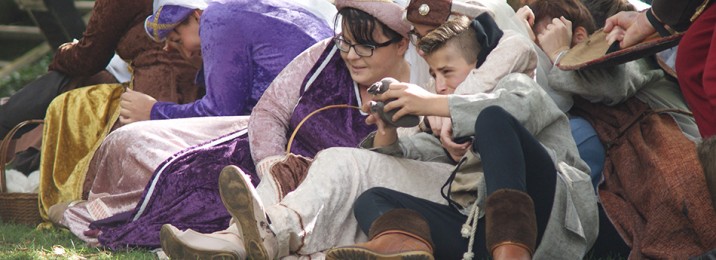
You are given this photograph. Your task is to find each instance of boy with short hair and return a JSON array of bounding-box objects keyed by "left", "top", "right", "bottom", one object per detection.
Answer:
[{"left": 326, "top": 13, "right": 595, "bottom": 260}]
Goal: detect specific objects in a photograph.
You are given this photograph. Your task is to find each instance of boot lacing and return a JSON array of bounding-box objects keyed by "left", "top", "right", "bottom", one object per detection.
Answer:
[{"left": 460, "top": 198, "right": 481, "bottom": 260}]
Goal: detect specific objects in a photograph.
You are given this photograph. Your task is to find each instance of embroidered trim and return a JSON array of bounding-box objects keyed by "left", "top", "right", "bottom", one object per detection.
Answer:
[
  {"left": 691, "top": 0, "right": 711, "bottom": 22},
  {"left": 303, "top": 45, "right": 338, "bottom": 93},
  {"left": 146, "top": 6, "right": 182, "bottom": 41}
]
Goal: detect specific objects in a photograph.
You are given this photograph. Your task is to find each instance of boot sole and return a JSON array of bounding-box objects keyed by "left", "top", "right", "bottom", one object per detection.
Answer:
[
  {"left": 160, "top": 225, "right": 240, "bottom": 260},
  {"left": 219, "top": 166, "right": 270, "bottom": 260},
  {"left": 326, "top": 247, "right": 434, "bottom": 260}
]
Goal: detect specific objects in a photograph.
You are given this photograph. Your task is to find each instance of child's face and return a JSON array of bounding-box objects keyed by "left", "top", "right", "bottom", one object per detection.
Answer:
[
  {"left": 423, "top": 43, "right": 477, "bottom": 95},
  {"left": 164, "top": 12, "right": 202, "bottom": 66}
]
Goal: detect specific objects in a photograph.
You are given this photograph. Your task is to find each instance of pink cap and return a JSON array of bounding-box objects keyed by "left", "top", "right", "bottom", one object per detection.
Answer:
[{"left": 335, "top": 0, "right": 412, "bottom": 38}]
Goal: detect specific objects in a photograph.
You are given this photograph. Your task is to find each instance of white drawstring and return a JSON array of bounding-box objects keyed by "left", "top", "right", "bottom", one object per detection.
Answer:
[{"left": 461, "top": 199, "right": 481, "bottom": 260}]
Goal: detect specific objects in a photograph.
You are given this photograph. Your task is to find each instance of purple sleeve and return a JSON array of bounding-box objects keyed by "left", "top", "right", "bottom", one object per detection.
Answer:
[
  {"left": 248, "top": 40, "right": 330, "bottom": 163},
  {"left": 48, "top": 0, "right": 139, "bottom": 76},
  {"left": 150, "top": 7, "right": 253, "bottom": 119},
  {"left": 150, "top": 5, "right": 328, "bottom": 119}
]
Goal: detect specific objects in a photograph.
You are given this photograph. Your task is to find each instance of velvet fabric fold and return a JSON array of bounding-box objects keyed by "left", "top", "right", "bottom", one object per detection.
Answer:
[
  {"left": 90, "top": 44, "right": 376, "bottom": 249},
  {"left": 39, "top": 84, "right": 125, "bottom": 224}
]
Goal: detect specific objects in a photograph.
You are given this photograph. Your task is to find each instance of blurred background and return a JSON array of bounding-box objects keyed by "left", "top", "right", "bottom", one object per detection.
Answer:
[{"left": 0, "top": 0, "right": 93, "bottom": 97}]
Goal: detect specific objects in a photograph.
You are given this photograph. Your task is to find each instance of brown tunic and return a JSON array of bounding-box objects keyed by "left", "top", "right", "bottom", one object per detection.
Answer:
[
  {"left": 48, "top": 0, "right": 200, "bottom": 103},
  {"left": 652, "top": 0, "right": 713, "bottom": 32}
]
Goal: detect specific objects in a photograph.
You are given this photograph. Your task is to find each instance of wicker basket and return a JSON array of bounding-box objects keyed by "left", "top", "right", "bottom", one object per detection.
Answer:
[{"left": 0, "top": 119, "right": 44, "bottom": 226}]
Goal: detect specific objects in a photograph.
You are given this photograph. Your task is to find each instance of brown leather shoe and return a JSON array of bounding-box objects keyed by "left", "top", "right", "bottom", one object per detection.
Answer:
[
  {"left": 485, "top": 189, "right": 537, "bottom": 260},
  {"left": 326, "top": 209, "right": 434, "bottom": 260}
]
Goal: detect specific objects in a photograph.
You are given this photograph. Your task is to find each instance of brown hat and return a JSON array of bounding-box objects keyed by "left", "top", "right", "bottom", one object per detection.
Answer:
[
  {"left": 406, "top": 0, "right": 452, "bottom": 26},
  {"left": 406, "top": 0, "right": 494, "bottom": 26},
  {"left": 557, "top": 29, "right": 682, "bottom": 70}
]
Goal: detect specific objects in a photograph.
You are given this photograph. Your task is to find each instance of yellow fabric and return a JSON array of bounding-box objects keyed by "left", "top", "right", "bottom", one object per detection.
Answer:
[{"left": 38, "top": 84, "right": 125, "bottom": 225}]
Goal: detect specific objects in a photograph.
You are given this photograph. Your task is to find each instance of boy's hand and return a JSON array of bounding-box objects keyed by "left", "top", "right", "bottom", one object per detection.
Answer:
[
  {"left": 119, "top": 89, "right": 156, "bottom": 124},
  {"left": 363, "top": 102, "right": 396, "bottom": 135},
  {"left": 515, "top": 6, "right": 536, "bottom": 42},
  {"left": 426, "top": 116, "right": 452, "bottom": 137},
  {"left": 372, "top": 79, "right": 449, "bottom": 121},
  {"left": 363, "top": 101, "right": 398, "bottom": 147},
  {"left": 439, "top": 123, "right": 471, "bottom": 161},
  {"left": 537, "top": 16, "right": 573, "bottom": 63}
]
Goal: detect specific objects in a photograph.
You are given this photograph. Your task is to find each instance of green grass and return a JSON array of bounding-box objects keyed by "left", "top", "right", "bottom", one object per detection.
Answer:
[
  {"left": 0, "top": 53, "right": 53, "bottom": 99},
  {"left": 0, "top": 222, "right": 155, "bottom": 259},
  {"left": 0, "top": 45, "right": 157, "bottom": 259}
]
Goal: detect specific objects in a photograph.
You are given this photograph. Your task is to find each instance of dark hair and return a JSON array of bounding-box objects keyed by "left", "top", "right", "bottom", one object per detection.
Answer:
[
  {"left": 417, "top": 16, "right": 480, "bottom": 64},
  {"left": 529, "top": 0, "right": 597, "bottom": 34},
  {"left": 335, "top": 7, "right": 402, "bottom": 45},
  {"left": 580, "top": 0, "right": 635, "bottom": 28}
]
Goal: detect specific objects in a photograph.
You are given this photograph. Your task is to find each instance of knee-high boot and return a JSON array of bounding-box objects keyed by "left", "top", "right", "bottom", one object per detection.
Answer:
[{"left": 486, "top": 189, "right": 537, "bottom": 260}]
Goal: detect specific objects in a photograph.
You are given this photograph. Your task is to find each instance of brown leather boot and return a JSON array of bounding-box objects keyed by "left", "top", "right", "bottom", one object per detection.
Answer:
[
  {"left": 325, "top": 209, "right": 434, "bottom": 260},
  {"left": 485, "top": 189, "right": 537, "bottom": 260}
]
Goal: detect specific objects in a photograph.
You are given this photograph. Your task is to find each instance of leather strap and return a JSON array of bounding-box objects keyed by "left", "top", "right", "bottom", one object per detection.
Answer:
[{"left": 646, "top": 8, "right": 675, "bottom": 37}]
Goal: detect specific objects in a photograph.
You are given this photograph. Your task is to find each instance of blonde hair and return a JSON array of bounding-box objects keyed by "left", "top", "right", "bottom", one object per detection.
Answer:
[{"left": 417, "top": 16, "right": 480, "bottom": 64}]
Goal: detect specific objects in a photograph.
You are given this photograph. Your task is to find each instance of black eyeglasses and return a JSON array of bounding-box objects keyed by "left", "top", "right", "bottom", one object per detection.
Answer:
[{"left": 333, "top": 36, "right": 402, "bottom": 57}]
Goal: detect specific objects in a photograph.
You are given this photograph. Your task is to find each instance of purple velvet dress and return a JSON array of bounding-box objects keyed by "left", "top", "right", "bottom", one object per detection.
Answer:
[
  {"left": 149, "top": 0, "right": 332, "bottom": 119},
  {"left": 91, "top": 44, "right": 376, "bottom": 249}
]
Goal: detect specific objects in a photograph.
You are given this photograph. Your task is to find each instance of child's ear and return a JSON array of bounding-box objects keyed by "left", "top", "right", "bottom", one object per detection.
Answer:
[{"left": 572, "top": 26, "right": 588, "bottom": 46}]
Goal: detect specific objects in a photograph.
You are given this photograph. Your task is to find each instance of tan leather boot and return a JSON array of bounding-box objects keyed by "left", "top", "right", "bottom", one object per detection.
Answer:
[
  {"left": 160, "top": 224, "right": 246, "bottom": 259},
  {"left": 325, "top": 209, "right": 434, "bottom": 260},
  {"left": 485, "top": 189, "right": 537, "bottom": 260},
  {"left": 219, "top": 165, "right": 278, "bottom": 259}
]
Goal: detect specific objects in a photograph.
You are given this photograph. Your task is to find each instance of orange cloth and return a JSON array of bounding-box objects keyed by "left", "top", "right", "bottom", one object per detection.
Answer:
[
  {"left": 39, "top": 84, "right": 124, "bottom": 226},
  {"left": 572, "top": 97, "right": 716, "bottom": 259}
]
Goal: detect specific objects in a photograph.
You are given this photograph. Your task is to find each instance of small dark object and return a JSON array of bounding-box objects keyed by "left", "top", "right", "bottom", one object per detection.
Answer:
[
  {"left": 368, "top": 79, "right": 420, "bottom": 128},
  {"left": 452, "top": 136, "right": 473, "bottom": 144}
]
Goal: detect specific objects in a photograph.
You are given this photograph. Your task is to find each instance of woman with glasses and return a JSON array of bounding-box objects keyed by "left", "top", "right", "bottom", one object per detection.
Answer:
[{"left": 59, "top": 0, "right": 420, "bottom": 253}]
